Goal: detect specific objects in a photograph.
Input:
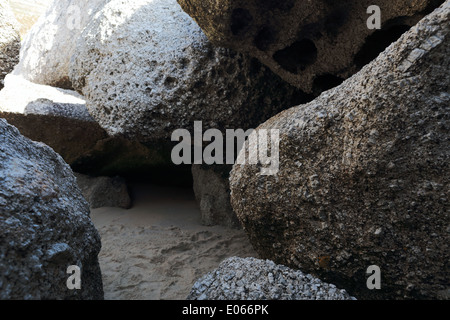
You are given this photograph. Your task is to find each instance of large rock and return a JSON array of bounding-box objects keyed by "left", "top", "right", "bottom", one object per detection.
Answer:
[
  {"left": 188, "top": 257, "right": 355, "bottom": 300},
  {"left": 0, "top": 74, "right": 90, "bottom": 120},
  {"left": 230, "top": 3, "right": 449, "bottom": 300},
  {"left": 13, "top": 0, "right": 107, "bottom": 89},
  {"left": 0, "top": 1, "right": 21, "bottom": 90},
  {"left": 0, "top": 74, "right": 169, "bottom": 177},
  {"left": 178, "top": 0, "right": 444, "bottom": 92},
  {"left": 75, "top": 173, "right": 131, "bottom": 209},
  {"left": 69, "top": 0, "right": 308, "bottom": 144},
  {"left": 0, "top": 119, "right": 103, "bottom": 299},
  {"left": 192, "top": 165, "right": 240, "bottom": 228}
]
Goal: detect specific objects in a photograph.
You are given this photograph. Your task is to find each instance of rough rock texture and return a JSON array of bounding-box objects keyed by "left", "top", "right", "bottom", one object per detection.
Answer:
[
  {"left": 178, "top": 0, "right": 444, "bottom": 93},
  {"left": 0, "top": 119, "right": 103, "bottom": 300},
  {"left": 69, "top": 0, "right": 309, "bottom": 144},
  {"left": 192, "top": 165, "right": 240, "bottom": 228},
  {"left": 75, "top": 173, "right": 131, "bottom": 209},
  {"left": 0, "top": 74, "right": 169, "bottom": 176},
  {"left": 230, "top": 3, "right": 450, "bottom": 300},
  {"left": 0, "top": 2, "right": 21, "bottom": 90},
  {"left": 188, "top": 257, "right": 355, "bottom": 300},
  {"left": 13, "top": 0, "right": 108, "bottom": 89}
]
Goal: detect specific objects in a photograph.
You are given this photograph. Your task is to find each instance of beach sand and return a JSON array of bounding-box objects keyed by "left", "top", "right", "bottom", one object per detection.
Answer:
[{"left": 90, "top": 183, "right": 258, "bottom": 300}]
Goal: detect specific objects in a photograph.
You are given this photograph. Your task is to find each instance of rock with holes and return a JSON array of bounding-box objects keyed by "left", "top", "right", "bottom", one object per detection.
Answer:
[
  {"left": 188, "top": 257, "right": 356, "bottom": 300},
  {"left": 0, "top": 1, "right": 20, "bottom": 90},
  {"left": 0, "top": 119, "right": 103, "bottom": 299},
  {"left": 69, "top": 0, "right": 307, "bottom": 144},
  {"left": 192, "top": 165, "right": 240, "bottom": 228},
  {"left": 230, "top": 3, "right": 450, "bottom": 300},
  {"left": 178, "top": 0, "right": 444, "bottom": 93},
  {"left": 13, "top": 0, "right": 107, "bottom": 89}
]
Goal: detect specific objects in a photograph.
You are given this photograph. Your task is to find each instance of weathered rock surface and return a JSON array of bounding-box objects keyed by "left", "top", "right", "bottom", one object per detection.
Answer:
[
  {"left": 0, "top": 119, "right": 103, "bottom": 299},
  {"left": 178, "top": 0, "right": 444, "bottom": 92},
  {"left": 0, "top": 74, "right": 169, "bottom": 177},
  {"left": 188, "top": 257, "right": 355, "bottom": 300},
  {"left": 0, "top": 1, "right": 21, "bottom": 90},
  {"left": 75, "top": 173, "right": 131, "bottom": 209},
  {"left": 69, "top": 0, "right": 308, "bottom": 144},
  {"left": 13, "top": 0, "right": 107, "bottom": 89},
  {"left": 192, "top": 165, "right": 240, "bottom": 228},
  {"left": 230, "top": 3, "right": 449, "bottom": 300}
]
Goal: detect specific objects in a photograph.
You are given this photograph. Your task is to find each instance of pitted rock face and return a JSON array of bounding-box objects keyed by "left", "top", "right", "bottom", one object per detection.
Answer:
[
  {"left": 0, "top": 119, "right": 103, "bottom": 299},
  {"left": 178, "top": 0, "right": 445, "bottom": 93},
  {"left": 230, "top": 3, "right": 449, "bottom": 300},
  {"left": 188, "top": 257, "right": 356, "bottom": 300},
  {"left": 0, "top": 1, "right": 20, "bottom": 90},
  {"left": 69, "top": 0, "right": 308, "bottom": 144},
  {"left": 13, "top": 0, "right": 108, "bottom": 89}
]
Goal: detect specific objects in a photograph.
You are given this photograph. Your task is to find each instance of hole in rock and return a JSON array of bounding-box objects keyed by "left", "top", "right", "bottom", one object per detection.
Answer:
[
  {"left": 254, "top": 26, "right": 276, "bottom": 51},
  {"left": 273, "top": 39, "right": 318, "bottom": 74},
  {"left": 354, "top": 24, "right": 411, "bottom": 68},
  {"left": 231, "top": 8, "right": 253, "bottom": 35}
]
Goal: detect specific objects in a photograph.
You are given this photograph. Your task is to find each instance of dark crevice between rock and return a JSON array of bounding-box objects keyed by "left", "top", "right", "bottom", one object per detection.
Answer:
[
  {"left": 354, "top": 22, "right": 411, "bottom": 69},
  {"left": 51, "top": 76, "right": 75, "bottom": 91},
  {"left": 273, "top": 39, "right": 318, "bottom": 74},
  {"left": 313, "top": 74, "right": 345, "bottom": 95}
]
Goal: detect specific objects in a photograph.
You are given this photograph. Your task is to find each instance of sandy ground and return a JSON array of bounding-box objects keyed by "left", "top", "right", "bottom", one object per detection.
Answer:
[{"left": 90, "top": 183, "right": 258, "bottom": 300}]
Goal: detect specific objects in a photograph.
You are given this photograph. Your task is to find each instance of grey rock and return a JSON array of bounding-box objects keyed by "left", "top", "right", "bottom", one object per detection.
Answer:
[
  {"left": 13, "top": 0, "right": 108, "bottom": 89},
  {"left": 178, "top": 0, "right": 444, "bottom": 92},
  {"left": 0, "top": 1, "right": 20, "bottom": 90},
  {"left": 0, "top": 74, "right": 169, "bottom": 177},
  {"left": 75, "top": 173, "right": 131, "bottom": 209},
  {"left": 192, "top": 165, "right": 240, "bottom": 228},
  {"left": 69, "top": 0, "right": 307, "bottom": 144},
  {"left": 24, "top": 98, "right": 94, "bottom": 122},
  {"left": 0, "top": 119, "right": 103, "bottom": 299},
  {"left": 188, "top": 257, "right": 355, "bottom": 300},
  {"left": 230, "top": 3, "right": 450, "bottom": 300}
]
